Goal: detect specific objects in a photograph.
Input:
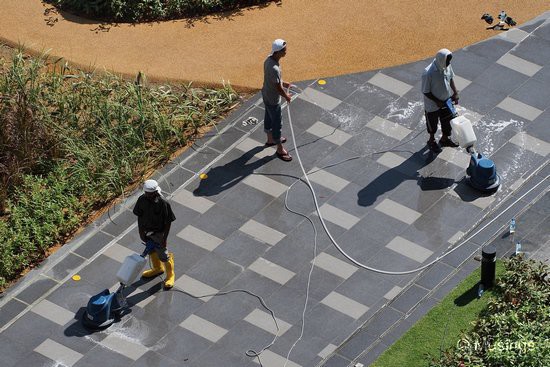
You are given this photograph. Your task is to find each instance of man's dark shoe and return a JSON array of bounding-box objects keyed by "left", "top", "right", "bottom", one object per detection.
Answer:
[
  {"left": 439, "top": 138, "right": 459, "bottom": 148},
  {"left": 427, "top": 140, "right": 442, "bottom": 153}
]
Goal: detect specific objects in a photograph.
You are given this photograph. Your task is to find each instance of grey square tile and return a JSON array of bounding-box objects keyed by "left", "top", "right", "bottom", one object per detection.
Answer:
[
  {"left": 311, "top": 71, "right": 376, "bottom": 100},
  {"left": 252, "top": 198, "right": 306, "bottom": 235},
  {"left": 490, "top": 143, "right": 547, "bottom": 187},
  {"left": 181, "top": 146, "right": 220, "bottom": 174},
  {"left": 519, "top": 18, "right": 547, "bottom": 33},
  {"left": 14, "top": 276, "right": 59, "bottom": 305},
  {"left": 385, "top": 236, "right": 433, "bottom": 263},
  {"left": 361, "top": 305, "right": 403, "bottom": 336},
  {"left": 336, "top": 328, "right": 379, "bottom": 361},
  {"left": 73, "top": 231, "right": 114, "bottom": 259},
  {"left": 34, "top": 338, "right": 83, "bottom": 366},
  {"left": 249, "top": 257, "right": 295, "bottom": 285},
  {"left": 533, "top": 65, "right": 550, "bottom": 85},
  {"left": 368, "top": 72, "right": 413, "bottom": 97},
  {"left": 379, "top": 97, "right": 425, "bottom": 130},
  {"left": 322, "top": 353, "right": 352, "bottom": 367},
  {"left": 0, "top": 335, "right": 28, "bottom": 367},
  {"left": 77, "top": 255, "right": 121, "bottom": 289},
  {"left": 497, "top": 53, "right": 542, "bottom": 76},
  {"left": 432, "top": 268, "right": 472, "bottom": 300},
  {"left": 365, "top": 247, "right": 418, "bottom": 285},
  {"left": 286, "top": 97, "right": 328, "bottom": 132},
  {"left": 335, "top": 271, "right": 396, "bottom": 307},
  {"left": 465, "top": 38, "right": 516, "bottom": 62},
  {"left": 459, "top": 82, "right": 508, "bottom": 114},
  {"left": 306, "top": 121, "right": 353, "bottom": 146},
  {"left": 509, "top": 132, "right": 550, "bottom": 156},
  {"left": 325, "top": 182, "right": 373, "bottom": 219},
  {"left": 190, "top": 344, "right": 253, "bottom": 367},
  {"left": 266, "top": 285, "right": 320, "bottom": 325},
  {"left": 354, "top": 340, "right": 389, "bottom": 367},
  {"left": 143, "top": 288, "right": 203, "bottom": 324},
  {"left": 451, "top": 50, "right": 493, "bottom": 81},
  {"left": 286, "top": 266, "right": 345, "bottom": 303},
  {"left": 355, "top": 165, "right": 410, "bottom": 208},
  {"left": 298, "top": 87, "right": 343, "bottom": 111},
  {"left": 289, "top": 131, "right": 340, "bottom": 168},
  {"left": 510, "top": 78, "right": 550, "bottom": 112},
  {"left": 214, "top": 231, "right": 270, "bottom": 267},
  {"left": 0, "top": 298, "right": 27, "bottom": 328},
  {"left": 207, "top": 126, "right": 247, "bottom": 152},
  {"left": 190, "top": 205, "right": 248, "bottom": 239},
  {"left": 132, "top": 351, "right": 183, "bottom": 367},
  {"left": 302, "top": 303, "right": 357, "bottom": 345},
  {"left": 157, "top": 326, "right": 213, "bottom": 363},
  {"left": 533, "top": 19, "right": 550, "bottom": 41},
  {"left": 321, "top": 291, "right": 369, "bottom": 320},
  {"left": 194, "top": 291, "right": 258, "bottom": 330},
  {"left": 187, "top": 253, "right": 243, "bottom": 289},
  {"left": 473, "top": 63, "right": 530, "bottom": 95},
  {"left": 45, "top": 252, "right": 87, "bottom": 281},
  {"left": 345, "top": 83, "right": 399, "bottom": 115},
  {"left": 3, "top": 312, "right": 57, "bottom": 349},
  {"left": 73, "top": 345, "right": 134, "bottom": 367},
  {"left": 415, "top": 262, "right": 455, "bottom": 290},
  {"left": 101, "top": 209, "right": 135, "bottom": 237},
  {"left": 388, "top": 178, "right": 447, "bottom": 214},
  {"left": 262, "top": 238, "right": 316, "bottom": 274},
  {"left": 16, "top": 351, "right": 62, "bottom": 367},
  {"left": 225, "top": 269, "right": 282, "bottom": 299},
  {"left": 441, "top": 241, "right": 480, "bottom": 268},
  {"left": 216, "top": 320, "right": 275, "bottom": 357},
  {"left": 320, "top": 101, "right": 375, "bottom": 134},
  {"left": 527, "top": 109, "right": 550, "bottom": 143},
  {"left": 375, "top": 198, "right": 422, "bottom": 225},
  {"left": 382, "top": 61, "right": 425, "bottom": 86},
  {"left": 217, "top": 184, "right": 275, "bottom": 218},
  {"left": 511, "top": 34, "right": 550, "bottom": 66}
]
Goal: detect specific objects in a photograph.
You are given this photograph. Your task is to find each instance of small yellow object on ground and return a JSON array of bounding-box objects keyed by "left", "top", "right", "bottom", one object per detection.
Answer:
[
  {"left": 72, "top": 275, "right": 81, "bottom": 281},
  {"left": 199, "top": 173, "right": 208, "bottom": 180},
  {"left": 318, "top": 80, "right": 327, "bottom": 85}
]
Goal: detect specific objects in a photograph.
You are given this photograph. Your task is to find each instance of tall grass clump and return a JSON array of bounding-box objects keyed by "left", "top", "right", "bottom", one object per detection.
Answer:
[
  {"left": 46, "top": 0, "right": 277, "bottom": 23},
  {"left": 0, "top": 50, "right": 238, "bottom": 288}
]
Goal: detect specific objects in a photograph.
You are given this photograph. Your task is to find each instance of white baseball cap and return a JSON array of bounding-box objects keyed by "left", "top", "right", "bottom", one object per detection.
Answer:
[
  {"left": 143, "top": 179, "right": 161, "bottom": 194},
  {"left": 270, "top": 39, "right": 287, "bottom": 55}
]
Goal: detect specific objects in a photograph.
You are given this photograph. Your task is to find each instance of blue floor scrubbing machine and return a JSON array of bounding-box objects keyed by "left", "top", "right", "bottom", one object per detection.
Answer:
[
  {"left": 451, "top": 115, "right": 501, "bottom": 192},
  {"left": 82, "top": 242, "right": 157, "bottom": 330}
]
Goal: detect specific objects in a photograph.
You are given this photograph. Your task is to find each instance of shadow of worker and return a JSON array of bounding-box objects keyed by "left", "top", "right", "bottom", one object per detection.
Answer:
[
  {"left": 357, "top": 147, "right": 441, "bottom": 207},
  {"left": 193, "top": 145, "right": 274, "bottom": 197}
]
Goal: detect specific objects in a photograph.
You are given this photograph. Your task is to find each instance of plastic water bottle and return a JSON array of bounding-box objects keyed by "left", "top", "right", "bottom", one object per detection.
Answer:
[
  {"left": 477, "top": 283, "right": 484, "bottom": 298},
  {"left": 509, "top": 218, "right": 516, "bottom": 235},
  {"left": 515, "top": 242, "right": 522, "bottom": 255}
]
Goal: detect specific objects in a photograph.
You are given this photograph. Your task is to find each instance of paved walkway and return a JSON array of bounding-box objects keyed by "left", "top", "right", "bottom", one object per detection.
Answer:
[{"left": 1, "top": 12, "right": 549, "bottom": 367}]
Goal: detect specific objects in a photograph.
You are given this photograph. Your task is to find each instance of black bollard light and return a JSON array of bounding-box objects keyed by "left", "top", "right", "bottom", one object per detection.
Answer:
[{"left": 481, "top": 245, "right": 496, "bottom": 289}]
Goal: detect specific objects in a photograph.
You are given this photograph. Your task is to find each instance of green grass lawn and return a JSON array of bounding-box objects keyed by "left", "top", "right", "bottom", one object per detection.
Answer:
[{"left": 371, "top": 262, "right": 505, "bottom": 367}]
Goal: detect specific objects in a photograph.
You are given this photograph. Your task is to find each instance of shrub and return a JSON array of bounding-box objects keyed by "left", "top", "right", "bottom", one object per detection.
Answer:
[
  {"left": 431, "top": 255, "right": 550, "bottom": 367},
  {"left": 0, "top": 50, "right": 238, "bottom": 288},
  {"left": 46, "top": 0, "right": 277, "bottom": 23}
]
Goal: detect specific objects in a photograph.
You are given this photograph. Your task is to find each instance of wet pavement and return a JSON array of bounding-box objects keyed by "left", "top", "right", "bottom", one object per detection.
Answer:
[{"left": 0, "top": 12, "right": 549, "bottom": 367}]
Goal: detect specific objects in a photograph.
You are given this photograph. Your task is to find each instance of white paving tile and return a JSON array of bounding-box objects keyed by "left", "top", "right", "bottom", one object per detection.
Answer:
[
  {"left": 308, "top": 167, "right": 350, "bottom": 192},
  {"left": 177, "top": 225, "right": 223, "bottom": 251},
  {"left": 497, "top": 97, "right": 543, "bottom": 121},
  {"left": 452, "top": 75, "right": 472, "bottom": 91},
  {"left": 498, "top": 28, "right": 530, "bottom": 43},
  {"left": 31, "top": 299, "right": 74, "bottom": 326},
  {"left": 103, "top": 242, "right": 136, "bottom": 263},
  {"left": 298, "top": 87, "right": 342, "bottom": 111},
  {"left": 368, "top": 72, "right": 412, "bottom": 96},
  {"left": 252, "top": 350, "right": 302, "bottom": 367},
  {"left": 509, "top": 132, "right": 550, "bottom": 157},
  {"left": 306, "top": 121, "right": 353, "bottom": 146},
  {"left": 386, "top": 236, "right": 433, "bottom": 263},
  {"left": 448, "top": 231, "right": 465, "bottom": 245},
  {"left": 318, "top": 203, "right": 360, "bottom": 230},
  {"left": 318, "top": 343, "right": 338, "bottom": 359},
  {"left": 497, "top": 53, "right": 542, "bottom": 77},
  {"left": 173, "top": 275, "right": 218, "bottom": 302},
  {"left": 375, "top": 199, "right": 422, "bottom": 225},
  {"left": 249, "top": 258, "right": 295, "bottom": 285},
  {"left": 243, "top": 174, "right": 289, "bottom": 197},
  {"left": 172, "top": 189, "right": 215, "bottom": 214},
  {"left": 35, "top": 339, "right": 83, "bottom": 367},
  {"left": 100, "top": 334, "right": 148, "bottom": 360},
  {"left": 180, "top": 315, "right": 228, "bottom": 342},
  {"left": 313, "top": 252, "right": 358, "bottom": 279},
  {"left": 376, "top": 152, "right": 407, "bottom": 169},
  {"left": 383, "top": 286, "right": 402, "bottom": 300},
  {"left": 367, "top": 116, "right": 412, "bottom": 140},
  {"left": 244, "top": 308, "right": 292, "bottom": 336},
  {"left": 321, "top": 291, "right": 369, "bottom": 319},
  {"left": 235, "top": 137, "right": 273, "bottom": 159},
  {"left": 239, "top": 219, "right": 286, "bottom": 246},
  {"left": 437, "top": 148, "right": 471, "bottom": 168}
]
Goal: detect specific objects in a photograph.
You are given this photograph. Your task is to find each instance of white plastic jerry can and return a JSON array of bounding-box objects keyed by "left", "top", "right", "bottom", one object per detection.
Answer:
[
  {"left": 450, "top": 115, "right": 477, "bottom": 149},
  {"left": 116, "top": 254, "right": 147, "bottom": 285}
]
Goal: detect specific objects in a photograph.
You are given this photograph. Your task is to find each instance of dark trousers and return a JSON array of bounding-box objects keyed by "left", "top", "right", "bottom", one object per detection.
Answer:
[
  {"left": 425, "top": 107, "right": 454, "bottom": 137},
  {"left": 263, "top": 103, "right": 283, "bottom": 143}
]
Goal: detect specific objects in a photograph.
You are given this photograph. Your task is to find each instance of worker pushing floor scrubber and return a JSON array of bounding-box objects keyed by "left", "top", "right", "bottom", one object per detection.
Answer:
[
  {"left": 82, "top": 240, "right": 159, "bottom": 330},
  {"left": 450, "top": 113, "right": 501, "bottom": 192}
]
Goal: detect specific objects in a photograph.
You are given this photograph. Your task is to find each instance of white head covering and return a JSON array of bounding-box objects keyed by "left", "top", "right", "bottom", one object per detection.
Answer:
[
  {"left": 435, "top": 49, "right": 452, "bottom": 71},
  {"left": 143, "top": 179, "right": 161, "bottom": 195},
  {"left": 270, "top": 39, "right": 287, "bottom": 56}
]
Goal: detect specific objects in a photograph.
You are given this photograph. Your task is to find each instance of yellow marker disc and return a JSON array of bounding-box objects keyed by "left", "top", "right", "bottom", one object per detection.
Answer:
[
  {"left": 199, "top": 173, "right": 208, "bottom": 180},
  {"left": 318, "top": 80, "right": 327, "bottom": 85},
  {"left": 72, "top": 275, "right": 81, "bottom": 281}
]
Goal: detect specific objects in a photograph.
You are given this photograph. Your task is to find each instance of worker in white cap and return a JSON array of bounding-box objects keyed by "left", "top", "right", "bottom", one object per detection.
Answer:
[
  {"left": 262, "top": 38, "right": 294, "bottom": 162},
  {"left": 132, "top": 179, "right": 176, "bottom": 289}
]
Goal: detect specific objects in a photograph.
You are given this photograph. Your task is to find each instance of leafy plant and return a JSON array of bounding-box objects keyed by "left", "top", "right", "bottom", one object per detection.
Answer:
[{"left": 0, "top": 49, "right": 238, "bottom": 288}]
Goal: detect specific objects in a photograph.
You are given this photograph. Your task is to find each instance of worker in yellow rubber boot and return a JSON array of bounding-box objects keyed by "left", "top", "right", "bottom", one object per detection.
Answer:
[{"left": 133, "top": 179, "right": 176, "bottom": 289}]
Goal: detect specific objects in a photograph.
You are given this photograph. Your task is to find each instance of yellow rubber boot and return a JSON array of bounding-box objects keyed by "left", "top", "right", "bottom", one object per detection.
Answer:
[
  {"left": 142, "top": 252, "right": 164, "bottom": 278},
  {"left": 164, "top": 253, "right": 175, "bottom": 289}
]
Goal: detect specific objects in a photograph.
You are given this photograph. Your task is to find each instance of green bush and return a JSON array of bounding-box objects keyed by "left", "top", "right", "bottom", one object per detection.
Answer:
[
  {"left": 46, "top": 0, "right": 276, "bottom": 22},
  {"left": 0, "top": 50, "right": 238, "bottom": 288},
  {"left": 431, "top": 256, "right": 550, "bottom": 367}
]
